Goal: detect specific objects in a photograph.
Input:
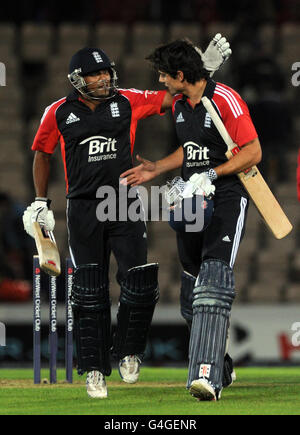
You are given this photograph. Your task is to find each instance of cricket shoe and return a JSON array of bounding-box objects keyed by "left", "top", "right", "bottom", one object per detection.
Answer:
[
  {"left": 189, "top": 378, "right": 222, "bottom": 402},
  {"left": 118, "top": 355, "right": 141, "bottom": 384},
  {"left": 86, "top": 371, "right": 108, "bottom": 399},
  {"left": 222, "top": 353, "right": 236, "bottom": 388}
]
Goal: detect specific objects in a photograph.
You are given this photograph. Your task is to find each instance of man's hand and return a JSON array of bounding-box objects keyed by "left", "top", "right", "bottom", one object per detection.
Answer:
[
  {"left": 199, "top": 33, "right": 232, "bottom": 77},
  {"left": 23, "top": 198, "right": 55, "bottom": 238},
  {"left": 120, "top": 155, "right": 159, "bottom": 187}
]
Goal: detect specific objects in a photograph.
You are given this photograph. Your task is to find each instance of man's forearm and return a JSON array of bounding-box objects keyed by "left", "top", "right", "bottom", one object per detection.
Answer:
[
  {"left": 33, "top": 151, "right": 51, "bottom": 197},
  {"left": 156, "top": 147, "right": 184, "bottom": 175},
  {"left": 215, "top": 139, "right": 262, "bottom": 178}
]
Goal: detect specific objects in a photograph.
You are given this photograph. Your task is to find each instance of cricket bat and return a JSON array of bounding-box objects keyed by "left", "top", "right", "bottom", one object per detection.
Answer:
[
  {"left": 32, "top": 222, "right": 61, "bottom": 277},
  {"left": 202, "top": 96, "right": 293, "bottom": 240}
]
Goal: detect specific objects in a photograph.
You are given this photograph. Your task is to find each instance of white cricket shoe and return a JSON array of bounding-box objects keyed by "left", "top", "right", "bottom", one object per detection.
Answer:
[
  {"left": 232, "top": 370, "right": 237, "bottom": 383},
  {"left": 118, "top": 355, "right": 141, "bottom": 384},
  {"left": 86, "top": 371, "right": 108, "bottom": 399},
  {"left": 189, "top": 378, "right": 221, "bottom": 401}
]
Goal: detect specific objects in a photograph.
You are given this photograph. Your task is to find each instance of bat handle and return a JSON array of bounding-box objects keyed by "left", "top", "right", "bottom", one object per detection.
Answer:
[
  {"left": 41, "top": 225, "right": 57, "bottom": 246},
  {"left": 47, "top": 231, "right": 57, "bottom": 245}
]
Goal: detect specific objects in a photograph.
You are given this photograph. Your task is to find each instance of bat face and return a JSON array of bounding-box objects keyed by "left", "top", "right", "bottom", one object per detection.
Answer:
[
  {"left": 42, "top": 256, "right": 61, "bottom": 277},
  {"left": 32, "top": 222, "right": 61, "bottom": 277},
  {"left": 202, "top": 96, "right": 293, "bottom": 240},
  {"left": 225, "top": 150, "right": 293, "bottom": 239},
  {"left": 237, "top": 165, "right": 292, "bottom": 239}
]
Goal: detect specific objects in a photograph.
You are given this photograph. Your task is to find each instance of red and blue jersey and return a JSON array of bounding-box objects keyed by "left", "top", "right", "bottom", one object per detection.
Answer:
[
  {"left": 172, "top": 79, "right": 258, "bottom": 195},
  {"left": 32, "top": 89, "right": 166, "bottom": 198}
]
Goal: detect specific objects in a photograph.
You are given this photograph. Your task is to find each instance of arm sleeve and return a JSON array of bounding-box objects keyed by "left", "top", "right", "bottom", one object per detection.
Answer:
[
  {"left": 297, "top": 148, "right": 300, "bottom": 202},
  {"left": 212, "top": 84, "right": 258, "bottom": 148},
  {"left": 119, "top": 89, "right": 167, "bottom": 121},
  {"left": 32, "top": 104, "right": 61, "bottom": 154}
]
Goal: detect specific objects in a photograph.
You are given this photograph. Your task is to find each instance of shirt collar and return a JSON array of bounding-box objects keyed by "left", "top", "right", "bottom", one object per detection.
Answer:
[
  {"left": 202, "top": 78, "right": 217, "bottom": 99},
  {"left": 181, "top": 78, "right": 217, "bottom": 108},
  {"left": 67, "top": 90, "right": 80, "bottom": 102}
]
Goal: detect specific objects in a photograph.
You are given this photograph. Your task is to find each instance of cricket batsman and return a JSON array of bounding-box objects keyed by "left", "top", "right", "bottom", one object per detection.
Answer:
[
  {"left": 23, "top": 35, "right": 231, "bottom": 399},
  {"left": 121, "top": 38, "right": 262, "bottom": 401}
]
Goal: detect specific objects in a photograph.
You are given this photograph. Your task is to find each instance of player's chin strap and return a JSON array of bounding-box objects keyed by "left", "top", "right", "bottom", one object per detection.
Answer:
[{"left": 165, "top": 172, "right": 217, "bottom": 207}]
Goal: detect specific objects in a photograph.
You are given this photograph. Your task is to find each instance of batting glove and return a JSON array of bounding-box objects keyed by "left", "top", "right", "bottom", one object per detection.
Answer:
[
  {"left": 23, "top": 198, "right": 55, "bottom": 238},
  {"left": 200, "top": 33, "right": 232, "bottom": 77},
  {"left": 165, "top": 172, "right": 216, "bottom": 207},
  {"left": 187, "top": 173, "right": 216, "bottom": 199}
]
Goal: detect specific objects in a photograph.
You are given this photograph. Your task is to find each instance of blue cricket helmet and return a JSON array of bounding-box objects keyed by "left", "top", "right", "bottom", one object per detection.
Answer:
[{"left": 68, "top": 47, "right": 118, "bottom": 100}]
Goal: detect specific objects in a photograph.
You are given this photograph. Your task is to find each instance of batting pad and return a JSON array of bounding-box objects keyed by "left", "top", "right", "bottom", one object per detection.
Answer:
[
  {"left": 113, "top": 264, "right": 159, "bottom": 360},
  {"left": 71, "top": 264, "right": 112, "bottom": 376},
  {"left": 180, "top": 271, "right": 196, "bottom": 329},
  {"left": 187, "top": 260, "right": 235, "bottom": 392}
]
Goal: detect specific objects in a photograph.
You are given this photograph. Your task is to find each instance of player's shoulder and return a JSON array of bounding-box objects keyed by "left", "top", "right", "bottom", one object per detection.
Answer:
[
  {"left": 117, "top": 88, "right": 146, "bottom": 104},
  {"left": 45, "top": 96, "right": 68, "bottom": 112},
  {"left": 215, "top": 82, "right": 243, "bottom": 101},
  {"left": 212, "top": 82, "right": 246, "bottom": 118},
  {"left": 41, "top": 97, "right": 67, "bottom": 123},
  {"left": 173, "top": 93, "right": 184, "bottom": 102},
  {"left": 172, "top": 93, "right": 184, "bottom": 112}
]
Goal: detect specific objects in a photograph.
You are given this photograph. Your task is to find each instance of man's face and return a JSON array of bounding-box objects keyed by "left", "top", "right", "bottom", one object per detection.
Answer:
[
  {"left": 84, "top": 69, "right": 111, "bottom": 98},
  {"left": 159, "top": 71, "right": 184, "bottom": 95}
]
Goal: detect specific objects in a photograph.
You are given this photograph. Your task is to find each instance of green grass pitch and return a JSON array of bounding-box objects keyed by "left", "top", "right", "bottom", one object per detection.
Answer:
[{"left": 0, "top": 367, "right": 299, "bottom": 415}]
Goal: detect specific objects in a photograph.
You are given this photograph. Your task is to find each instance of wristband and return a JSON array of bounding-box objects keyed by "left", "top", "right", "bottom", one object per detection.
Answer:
[
  {"left": 35, "top": 197, "right": 48, "bottom": 202},
  {"left": 206, "top": 169, "right": 218, "bottom": 182},
  {"left": 35, "top": 198, "right": 52, "bottom": 208}
]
